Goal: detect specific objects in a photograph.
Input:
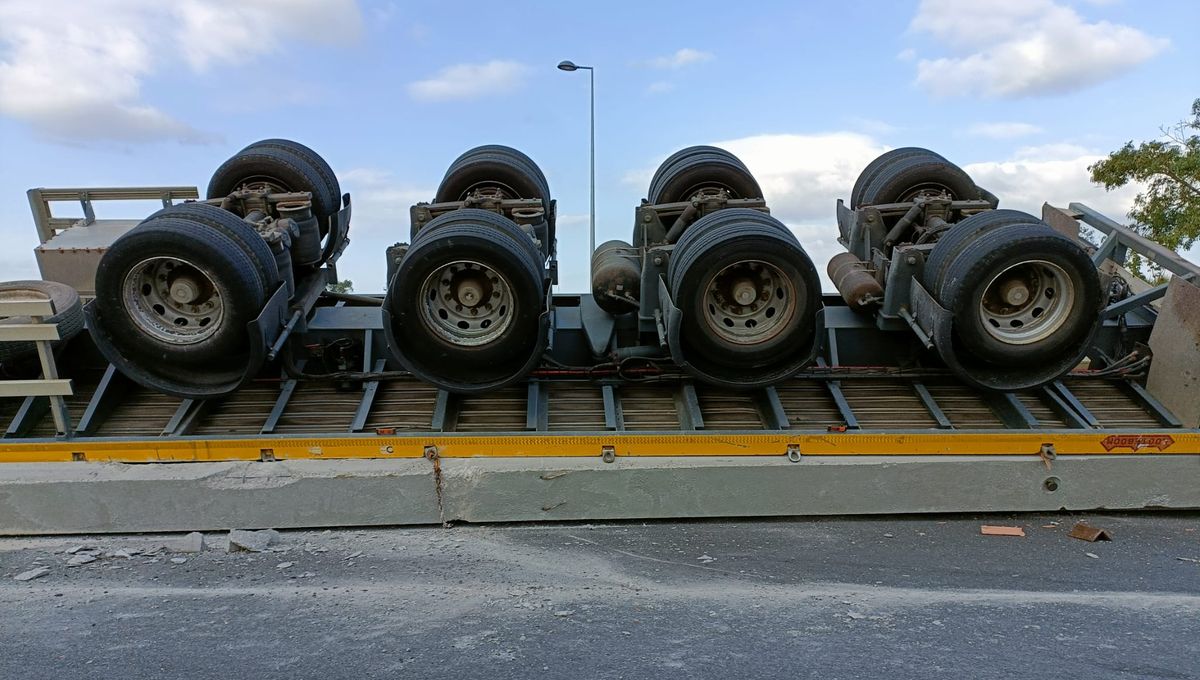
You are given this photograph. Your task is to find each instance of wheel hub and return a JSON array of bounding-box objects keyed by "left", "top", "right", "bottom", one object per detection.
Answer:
[
  {"left": 121, "top": 257, "right": 224, "bottom": 345},
  {"left": 979, "top": 259, "right": 1075, "bottom": 345},
  {"left": 419, "top": 260, "right": 514, "bottom": 347},
  {"left": 702, "top": 260, "right": 796, "bottom": 346}
]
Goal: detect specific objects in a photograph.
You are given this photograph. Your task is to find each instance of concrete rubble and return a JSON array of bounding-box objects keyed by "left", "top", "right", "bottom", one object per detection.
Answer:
[
  {"left": 13, "top": 567, "right": 51, "bottom": 582},
  {"left": 166, "top": 532, "right": 205, "bottom": 553},
  {"left": 228, "top": 529, "right": 281, "bottom": 553}
]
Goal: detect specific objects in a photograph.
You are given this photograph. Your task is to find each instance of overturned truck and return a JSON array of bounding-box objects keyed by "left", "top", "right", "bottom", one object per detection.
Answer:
[{"left": 1, "top": 138, "right": 1189, "bottom": 418}]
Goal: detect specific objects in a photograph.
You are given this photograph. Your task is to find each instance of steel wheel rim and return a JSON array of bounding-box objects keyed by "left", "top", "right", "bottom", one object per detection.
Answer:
[
  {"left": 979, "top": 259, "right": 1075, "bottom": 345},
  {"left": 121, "top": 257, "right": 225, "bottom": 345},
  {"left": 419, "top": 260, "right": 514, "bottom": 347},
  {"left": 701, "top": 260, "right": 796, "bottom": 346}
]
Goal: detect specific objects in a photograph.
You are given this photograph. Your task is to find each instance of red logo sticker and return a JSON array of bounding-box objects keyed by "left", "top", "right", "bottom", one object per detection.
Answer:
[{"left": 1100, "top": 434, "right": 1176, "bottom": 452}]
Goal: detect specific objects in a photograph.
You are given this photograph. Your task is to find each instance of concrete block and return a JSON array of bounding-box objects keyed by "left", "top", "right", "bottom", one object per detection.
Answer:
[{"left": 1147, "top": 276, "right": 1200, "bottom": 427}]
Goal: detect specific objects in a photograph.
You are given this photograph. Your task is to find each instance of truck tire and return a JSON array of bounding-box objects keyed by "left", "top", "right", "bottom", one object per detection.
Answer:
[
  {"left": 433, "top": 145, "right": 553, "bottom": 246},
  {"left": 850, "top": 147, "right": 947, "bottom": 209},
  {"left": 668, "top": 208, "right": 820, "bottom": 385},
  {"left": 94, "top": 217, "right": 267, "bottom": 367},
  {"left": 0, "top": 280, "right": 84, "bottom": 364},
  {"left": 647, "top": 146, "right": 762, "bottom": 205},
  {"left": 936, "top": 222, "right": 1101, "bottom": 367},
  {"left": 146, "top": 202, "right": 282, "bottom": 294},
  {"left": 386, "top": 209, "right": 546, "bottom": 393},
  {"left": 857, "top": 153, "right": 977, "bottom": 207},
  {"left": 923, "top": 209, "right": 1047, "bottom": 295},
  {"left": 207, "top": 140, "right": 342, "bottom": 237}
]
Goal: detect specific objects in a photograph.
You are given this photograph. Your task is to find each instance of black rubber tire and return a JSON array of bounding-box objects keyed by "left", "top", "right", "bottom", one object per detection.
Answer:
[
  {"left": 434, "top": 145, "right": 553, "bottom": 248},
  {"left": 647, "top": 146, "right": 730, "bottom": 193},
  {"left": 145, "top": 202, "right": 282, "bottom": 293},
  {"left": 94, "top": 217, "right": 267, "bottom": 367},
  {"left": 648, "top": 146, "right": 762, "bottom": 205},
  {"left": 850, "top": 147, "right": 946, "bottom": 209},
  {"left": 386, "top": 209, "right": 545, "bottom": 392},
  {"left": 250, "top": 138, "right": 341, "bottom": 206},
  {"left": 0, "top": 280, "right": 84, "bottom": 363},
  {"left": 436, "top": 145, "right": 551, "bottom": 203},
  {"left": 207, "top": 141, "right": 342, "bottom": 236},
  {"left": 668, "top": 208, "right": 821, "bottom": 376},
  {"left": 936, "top": 222, "right": 1101, "bottom": 367},
  {"left": 857, "top": 153, "right": 977, "bottom": 207},
  {"left": 923, "top": 209, "right": 1047, "bottom": 294}
]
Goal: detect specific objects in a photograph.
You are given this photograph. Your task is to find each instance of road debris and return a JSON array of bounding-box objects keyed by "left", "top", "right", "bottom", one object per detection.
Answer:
[
  {"left": 847, "top": 612, "right": 866, "bottom": 620},
  {"left": 276, "top": 562, "right": 294, "bottom": 570},
  {"left": 553, "top": 610, "right": 574, "bottom": 617},
  {"left": 1068, "top": 522, "right": 1112, "bottom": 542},
  {"left": 980, "top": 525, "right": 1025, "bottom": 537},
  {"left": 228, "top": 529, "right": 280, "bottom": 553},
  {"left": 66, "top": 554, "right": 97, "bottom": 566},
  {"left": 1085, "top": 552, "right": 1100, "bottom": 559},
  {"left": 1176, "top": 557, "right": 1200, "bottom": 564},
  {"left": 696, "top": 554, "right": 716, "bottom": 563},
  {"left": 170, "top": 557, "right": 188, "bottom": 565},
  {"left": 168, "top": 532, "right": 205, "bottom": 553},
  {"left": 13, "top": 567, "right": 51, "bottom": 582}
]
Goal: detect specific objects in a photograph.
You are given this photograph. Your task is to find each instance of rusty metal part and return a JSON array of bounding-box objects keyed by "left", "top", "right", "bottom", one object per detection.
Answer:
[
  {"left": 828, "top": 253, "right": 883, "bottom": 312},
  {"left": 1068, "top": 522, "right": 1112, "bottom": 542},
  {"left": 590, "top": 240, "right": 641, "bottom": 314},
  {"left": 979, "top": 259, "right": 1075, "bottom": 345},
  {"left": 701, "top": 259, "right": 796, "bottom": 346},
  {"left": 664, "top": 201, "right": 701, "bottom": 244}
]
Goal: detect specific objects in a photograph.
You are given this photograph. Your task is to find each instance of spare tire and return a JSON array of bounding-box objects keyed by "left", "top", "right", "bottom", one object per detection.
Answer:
[
  {"left": 857, "top": 152, "right": 977, "bottom": 207},
  {"left": 207, "top": 139, "right": 342, "bottom": 237},
  {"left": 0, "top": 280, "right": 84, "bottom": 364},
  {"left": 385, "top": 208, "right": 547, "bottom": 393},
  {"left": 647, "top": 146, "right": 761, "bottom": 205},
  {"left": 935, "top": 222, "right": 1101, "bottom": 368}
]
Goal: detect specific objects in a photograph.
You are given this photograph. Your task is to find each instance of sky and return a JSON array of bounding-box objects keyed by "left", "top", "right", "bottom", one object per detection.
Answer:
[{"left": 0, "top": 0, "right": 1197, "bottom": 294}]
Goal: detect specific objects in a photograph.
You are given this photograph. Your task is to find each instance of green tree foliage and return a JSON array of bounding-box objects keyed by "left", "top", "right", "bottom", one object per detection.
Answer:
[
  {"left": 1089, "top": 98, "right": 1200, "bottom": 257},
  {"left": 326, "top": 279, "right": 354, "bottom": 293}
]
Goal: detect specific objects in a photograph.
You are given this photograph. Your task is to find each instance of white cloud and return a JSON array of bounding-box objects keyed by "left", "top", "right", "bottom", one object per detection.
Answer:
[
  {"left": 644, "top": 48, "right": 713, "bottom": 69},
  {"left": 334, "top": 168, "right": 435, "bottom": 291},
  {"left": 646, "top": 81, "right": 675, "bottom": 95},
  {"left": 965, "top": 144, "right": 1140, "bottom": 220},
  {"left": 909, "top": 0, "right": 1167, "bottom": 97},
  {"left": 0, "top": 0, "right": 362, "bottom": 144},
  {"left": 965, "top": 122, "right": 1044, "bottom": 139},
  {"left": 712, "top": 133, "right": 889, "bottom": 224},
  {"left": 408, "top": 60, "right": 529, "bottom": 102}
]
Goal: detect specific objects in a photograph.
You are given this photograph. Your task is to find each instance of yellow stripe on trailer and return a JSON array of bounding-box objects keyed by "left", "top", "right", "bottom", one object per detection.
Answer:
[{"left": 0, "top": 431, "right": 1196, "bottom": 464}]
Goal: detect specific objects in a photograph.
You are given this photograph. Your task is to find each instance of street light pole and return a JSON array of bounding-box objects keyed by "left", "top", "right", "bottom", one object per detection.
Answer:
[{"left": 557, "top": 60, "right": 595, "bottom": 275}]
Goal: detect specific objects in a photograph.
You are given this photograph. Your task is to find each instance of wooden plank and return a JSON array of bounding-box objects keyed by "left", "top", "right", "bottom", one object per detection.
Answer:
[
  {"left": 0, "top": 325, "right": 60, "bottom": 342},
  {"left": 0, "top": 300, "right": 55, "bottom": 317},
  {"left": 0, "top": 380, "right": 73, "bottom": 398}
]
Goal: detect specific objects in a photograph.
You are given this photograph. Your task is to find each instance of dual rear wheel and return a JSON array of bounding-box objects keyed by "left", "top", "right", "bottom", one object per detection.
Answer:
[
  {"left": 385, "top": 146, "right": 552, "bottom": 394},
  {"left": 90, "top": 139, "right": 341, "bottom": 398}
]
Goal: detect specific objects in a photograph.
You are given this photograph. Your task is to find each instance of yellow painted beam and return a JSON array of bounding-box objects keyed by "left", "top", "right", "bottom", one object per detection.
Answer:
[{"left": 0, "top": 431, "right": 1196, "bottom": 464}]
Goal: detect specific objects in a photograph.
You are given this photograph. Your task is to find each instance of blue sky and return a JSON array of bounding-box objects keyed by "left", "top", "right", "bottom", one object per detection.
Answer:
[{"left": 1, "top": 0, "right": 1197, "bottom": 293}]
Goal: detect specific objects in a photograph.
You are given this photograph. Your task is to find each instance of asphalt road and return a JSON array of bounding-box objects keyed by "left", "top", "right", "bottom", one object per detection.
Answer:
[{"left": 1, "top": 513, "right": 1198, "bottom": 680}]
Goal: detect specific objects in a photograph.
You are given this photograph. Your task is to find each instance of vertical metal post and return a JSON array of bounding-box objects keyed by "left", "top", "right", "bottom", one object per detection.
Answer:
[{"left": 588, "top": 66, "right": 595, "bottom": 275}]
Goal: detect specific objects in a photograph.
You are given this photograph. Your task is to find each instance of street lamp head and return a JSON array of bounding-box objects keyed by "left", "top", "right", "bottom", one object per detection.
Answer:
[{"left": 557, "top": 60, "right": 579, "bottom": 72}]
